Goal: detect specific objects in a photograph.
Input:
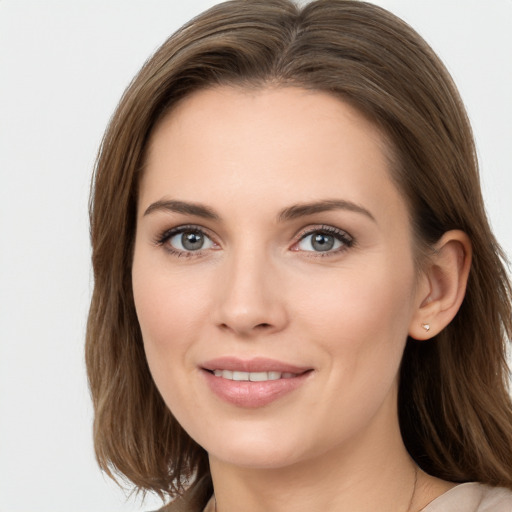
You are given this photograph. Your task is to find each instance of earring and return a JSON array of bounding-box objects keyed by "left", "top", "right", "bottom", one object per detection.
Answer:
[{"left": 421, "top": 323, "right": 431, "bottom": 332}]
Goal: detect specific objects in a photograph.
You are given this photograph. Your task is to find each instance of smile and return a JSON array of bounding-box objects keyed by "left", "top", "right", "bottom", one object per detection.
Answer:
[
  {"left": 212, "top": 370, "right": 298, "bottom": 381},
  {"left": 202, "top": 357, "right": 313, "bottom": 408}
]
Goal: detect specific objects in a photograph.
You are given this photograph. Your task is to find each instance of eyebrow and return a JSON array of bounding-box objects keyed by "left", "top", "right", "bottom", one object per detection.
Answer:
[
  {"left": 278, "top": 199, "right": 376, "bottom": 223},
  {"left": 143, "top": 198, "right": 375, "bottom": 223},
  {"left": 143, "top": 199, "right": 219, "bottom": 219}
]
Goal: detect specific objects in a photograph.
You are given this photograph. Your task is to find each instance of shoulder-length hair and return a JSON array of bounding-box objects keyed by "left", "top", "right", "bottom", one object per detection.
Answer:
[{"left": 86, "top": 0, "right": 512, "bottom": 501}]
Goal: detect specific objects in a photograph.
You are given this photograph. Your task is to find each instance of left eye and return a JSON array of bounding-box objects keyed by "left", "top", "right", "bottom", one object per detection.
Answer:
[
  {"left": 296, "top": 230, "right": 349, "bottom": 252},
  {"left": 168, "top": 230, "right": 215, "bottom": 252}
]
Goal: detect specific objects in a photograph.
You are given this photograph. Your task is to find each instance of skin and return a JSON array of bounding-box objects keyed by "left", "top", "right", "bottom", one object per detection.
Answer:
[{"left": 132, "top": 87, "right": 469, "bottom": 511}]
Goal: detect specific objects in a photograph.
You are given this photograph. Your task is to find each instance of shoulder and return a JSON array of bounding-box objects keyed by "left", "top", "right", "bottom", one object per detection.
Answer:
[
  {"left": 474, "top": 484, "right": 512, "bottom": 511},
  {"left": 421, "top": 482, "right": 512, "bottom": 512}
]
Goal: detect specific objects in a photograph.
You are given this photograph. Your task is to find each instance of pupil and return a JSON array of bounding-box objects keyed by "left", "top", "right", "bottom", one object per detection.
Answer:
[
  {"left": 312, "top": 233, "right": 334, "bottom": 251},
  {"left": 182, "top": 231, "right": 203, "bottom": 250}
]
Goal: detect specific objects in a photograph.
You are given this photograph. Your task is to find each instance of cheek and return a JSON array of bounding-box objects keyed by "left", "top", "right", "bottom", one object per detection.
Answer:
[
  {"left": 292, "top": 264, "right": 416, "bottom": 437},
  {"left": 131, "top": 252, "right": 207, "bottom": 387},
  {"left": 133, "top": 251, "right": 208, "bottom": 339},
  {"left": 297, "top": 260, "right": 416, "bottom": 374},
  {"left": 132, "top": 261, "right": 210, "bottom": 424}
]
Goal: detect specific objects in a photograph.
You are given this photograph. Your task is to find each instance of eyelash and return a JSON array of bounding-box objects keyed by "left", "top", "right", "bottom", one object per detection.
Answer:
[
  {"left": 154, "top": 224, "right": 354, "bottom": 258},
  {"left": 154, "top": 225, "right": 217, "bottom": 258},
  {"left": 293, "top": 225, "right": 354, "bottom": 257}
]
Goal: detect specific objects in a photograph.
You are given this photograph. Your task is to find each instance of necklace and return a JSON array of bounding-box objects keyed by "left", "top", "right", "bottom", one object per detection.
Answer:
[
  {"left": 214, "top": 465, "right": 419, "bottom": 512},
  {"left": 406, "top": 465, "right": 419, "bottom": 512}
]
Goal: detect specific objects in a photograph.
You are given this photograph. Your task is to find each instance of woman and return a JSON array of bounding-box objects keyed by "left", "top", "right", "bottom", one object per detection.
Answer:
[{"left": 85, "top": 1, "right": 512, "bottom": 511}]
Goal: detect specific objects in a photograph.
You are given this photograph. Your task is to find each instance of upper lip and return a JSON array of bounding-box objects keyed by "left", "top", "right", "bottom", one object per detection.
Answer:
[{"left": 201, "top": 357, "right": 312, "bottom": 374}]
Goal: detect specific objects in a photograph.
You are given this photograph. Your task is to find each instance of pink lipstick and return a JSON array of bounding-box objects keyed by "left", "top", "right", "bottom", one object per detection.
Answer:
[{"left": 201, "top": 357, "right": 313, "bottom": 408}]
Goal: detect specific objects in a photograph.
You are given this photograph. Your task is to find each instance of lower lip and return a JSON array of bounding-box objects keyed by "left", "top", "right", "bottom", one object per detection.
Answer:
[{"left": 202, "top": 370, "right": 311, "bottom": 408}]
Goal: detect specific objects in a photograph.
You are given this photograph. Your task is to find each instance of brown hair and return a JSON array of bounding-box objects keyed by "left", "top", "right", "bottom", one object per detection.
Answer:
[{"left": 86, "top": 0, "right": 512, "bottom": 502}]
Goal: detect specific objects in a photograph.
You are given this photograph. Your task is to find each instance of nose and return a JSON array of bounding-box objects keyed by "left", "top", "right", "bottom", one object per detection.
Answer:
[{"left": 212, "top": 248, "right": 289, "bottom": 338}]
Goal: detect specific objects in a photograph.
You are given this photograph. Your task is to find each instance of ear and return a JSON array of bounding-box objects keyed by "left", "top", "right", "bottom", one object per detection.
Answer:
[{"left": 409, "top": 230, "right": 472, "bottom": 340}]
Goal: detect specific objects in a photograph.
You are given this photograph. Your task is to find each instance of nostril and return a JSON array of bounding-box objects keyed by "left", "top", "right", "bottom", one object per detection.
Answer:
[{"left": 217, "top": 321, "right": 274, "bottom": 335}]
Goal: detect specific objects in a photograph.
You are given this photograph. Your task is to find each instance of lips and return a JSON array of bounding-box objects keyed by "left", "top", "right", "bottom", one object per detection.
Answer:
[{"left": 201, "top": 357, "right": 313, "bottom": 408}]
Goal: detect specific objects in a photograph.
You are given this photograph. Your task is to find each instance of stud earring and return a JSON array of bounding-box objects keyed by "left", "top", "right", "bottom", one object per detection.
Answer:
[{"left": 421, "top": 323, "right": 431, "bottom": 332}]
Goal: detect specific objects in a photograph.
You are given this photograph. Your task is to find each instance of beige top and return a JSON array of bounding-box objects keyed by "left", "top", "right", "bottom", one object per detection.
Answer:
[
  {"left": 160, "top": 482, "right": 512, "bottom": 512},
  {"left": 420, "top": 483, "right": 512, "bottom": 511}
]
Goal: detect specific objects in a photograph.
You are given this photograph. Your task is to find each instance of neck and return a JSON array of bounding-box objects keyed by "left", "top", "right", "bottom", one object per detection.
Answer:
[{"left": 209, "top": 409, "right": 420, "bottom": 512}]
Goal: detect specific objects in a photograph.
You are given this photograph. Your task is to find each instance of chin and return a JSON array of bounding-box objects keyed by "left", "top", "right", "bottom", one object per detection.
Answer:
[
  {"left": 210, "top": 446, "right": 303, "bottom": 470},
  {"left": 196, "top": 425, "right": 309, "bottom": 470}
]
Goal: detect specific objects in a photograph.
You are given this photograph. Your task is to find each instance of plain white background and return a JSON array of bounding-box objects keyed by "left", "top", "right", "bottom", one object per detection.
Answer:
[{"left": 0, "top": 1, "right": 510, "bottom": 511}]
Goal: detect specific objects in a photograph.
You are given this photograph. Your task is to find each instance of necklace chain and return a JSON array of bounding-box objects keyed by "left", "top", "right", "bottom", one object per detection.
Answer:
[
  {"left": 407, "top": 465, "right": 419, "bottom": 512},
  {"left": 214, "top": 465, "right": 419, "bottom": 512}
]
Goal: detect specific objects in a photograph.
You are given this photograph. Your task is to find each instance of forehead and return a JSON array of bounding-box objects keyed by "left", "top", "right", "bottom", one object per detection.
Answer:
[
  {"left": 147, "top": 86, "right": 389, "bottom": 164},
  {"left": 140, "top": 86, "right": 405, "bottom": 224}
]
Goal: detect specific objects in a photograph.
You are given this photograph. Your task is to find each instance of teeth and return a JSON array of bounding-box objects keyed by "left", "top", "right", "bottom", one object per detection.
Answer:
[
  {"left": 250, "top": 372, "right": 269, "bottom": 382},
  {"left": 213, "top": 369, "right": 232, "bottom": 378},
  {"left": 212, "top": 370, "right": 298, "bottom": 381}
]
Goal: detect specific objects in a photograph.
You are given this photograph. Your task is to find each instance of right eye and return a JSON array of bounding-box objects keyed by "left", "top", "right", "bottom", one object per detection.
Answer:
[
  {"left": 169, "top": 230, "right": 215, "bottom": 251},
  {"left": 157, "top": 226, "right": 217, "bottom": 256}
]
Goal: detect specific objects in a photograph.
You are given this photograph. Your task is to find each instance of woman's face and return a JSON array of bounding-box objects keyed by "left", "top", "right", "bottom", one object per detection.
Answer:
[{"left": 132, "top": 86, "right": 426, "bottom": 469}]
